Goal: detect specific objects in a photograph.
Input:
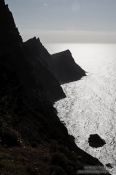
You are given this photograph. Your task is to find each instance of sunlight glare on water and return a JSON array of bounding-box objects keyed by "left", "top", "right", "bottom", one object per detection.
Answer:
[
  {"left": 45, "top": 43, "right": 116, "bottom": 74},
  {"left": 45, "top": 43, "right": 116, "bottom": 175}
]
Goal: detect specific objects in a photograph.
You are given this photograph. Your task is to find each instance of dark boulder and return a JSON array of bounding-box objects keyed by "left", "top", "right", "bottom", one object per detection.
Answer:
[
  {"left": 106, "top": 163, "right": 113, "bottom": 169},
  {"left": 88, "top": 134, "right": 106, "bottom": 148}
]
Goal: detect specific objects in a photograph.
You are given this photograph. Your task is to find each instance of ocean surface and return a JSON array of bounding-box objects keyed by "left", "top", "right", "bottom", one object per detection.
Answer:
[{"left": 45, "top": 43, "right": 116, "bottom": 175}]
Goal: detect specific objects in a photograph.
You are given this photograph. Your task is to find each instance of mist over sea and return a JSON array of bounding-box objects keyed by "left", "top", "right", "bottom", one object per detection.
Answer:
[{"left": 45, "top": 43, "right": 116, "bottom": 174}]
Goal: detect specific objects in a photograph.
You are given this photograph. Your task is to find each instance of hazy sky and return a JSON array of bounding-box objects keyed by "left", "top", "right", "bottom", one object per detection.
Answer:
[{"left": 6, "top": 0, "right": 116, "bottom": 43}]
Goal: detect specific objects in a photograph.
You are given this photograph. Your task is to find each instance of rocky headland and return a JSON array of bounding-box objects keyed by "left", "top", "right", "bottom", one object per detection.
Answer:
[
  {"left": 51, "top": 50, "right": 86, "bottom": 84},
  {"left": 0, "top": 0, "right": 110, "bottom": 174}
]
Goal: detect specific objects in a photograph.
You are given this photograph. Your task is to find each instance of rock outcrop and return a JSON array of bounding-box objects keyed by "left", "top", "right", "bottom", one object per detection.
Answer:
[
  {"left": 23, "top": 37, "right": 86, "bottom": 85},
  {"left": 88, "top": 134, "right": 106, "bottom": 148},
  {"left": 0, "top": 0, "right": 65, "bottom": 103},
  {"left": 23, "top": 37, "right": 66, "bottom": 102},
  {"left": 0, "top": 1, "right": 110, "bottom": 175},
  {"left": 0, "top": 0, "right": 22, "bottom": 53},
  {"left": 51, "top": 50, "right": 86, "bottom": 84}
]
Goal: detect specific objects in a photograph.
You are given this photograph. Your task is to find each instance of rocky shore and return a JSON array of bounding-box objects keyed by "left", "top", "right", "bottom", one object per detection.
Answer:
[{"left": 0, "top": 0, "right": 110, "bottom": 174}]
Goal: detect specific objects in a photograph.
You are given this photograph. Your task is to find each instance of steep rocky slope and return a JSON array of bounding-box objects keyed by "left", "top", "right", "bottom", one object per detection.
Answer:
[
  {"left": 23, "top": 37, "right": 66, "bottom": 102},
  {"left": 23, "top": 38, "right": 86, "bottom": 85},
  {"left": 51, "top": 50, "right": 86, "bottom": 84},
  {"left": 0, "top": 0, "right": 110, "bottom": 174}
]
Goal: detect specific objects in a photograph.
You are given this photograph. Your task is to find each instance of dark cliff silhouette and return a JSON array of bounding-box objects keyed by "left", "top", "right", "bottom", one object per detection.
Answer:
[
  {"left": 51, "top": 50, "right": 86, "bottom": 84},
  {"left": 0, "top": 0, "right": 65, "bottom": 103},
  {"left": 0, "top": 1, "right": 110, "bottom": 175},
  {"left": 23, "top": 37, "right": 65, "bottom": 102},
  {"left": 23, "top": 37, "right": 86, "bottom": 85},
  {"left": 0, "top": 0, "right": 22, "bottom": 50}
]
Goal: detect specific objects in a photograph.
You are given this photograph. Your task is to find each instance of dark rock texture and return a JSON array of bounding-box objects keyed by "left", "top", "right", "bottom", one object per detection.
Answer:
[
  {"left": 0, "top": 0, "right": 65, "bottom": 103},
  {"left": 0, "top": 0, "right": 22, "bottom": 53},
  {"left": 51, "top": 50, "right": 86, "bottom": 84},
  {"left": 23, "top": 37, "right": 51, "bottom": 67},
  {"left": 0, "top": 1, "right": 110, "bottom": 175},
  {"left": 88, "top": 134, "right": 106, "bottom": 148},
  {"left": 106, "top": 163, "right": 113, "bottom": 169},
  {"left": 23, "top": 37, "right": 66, "bottom": 102},
  {"left": 23, "top": 37, "right": 86, "bottom": 85}
]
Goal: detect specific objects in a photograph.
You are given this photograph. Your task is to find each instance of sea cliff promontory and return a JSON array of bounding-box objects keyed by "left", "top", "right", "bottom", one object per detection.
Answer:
[{"left": 0, "top": 0, "right": 110, "bottom": 174}]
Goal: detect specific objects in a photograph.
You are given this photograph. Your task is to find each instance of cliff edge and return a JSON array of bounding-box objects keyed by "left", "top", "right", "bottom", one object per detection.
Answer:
[
  {"left": 51, "top": 50, "right": 86, "bottom": 84},
  {"left": 0, "top": 1, "right": 110, "bottom": 175}
]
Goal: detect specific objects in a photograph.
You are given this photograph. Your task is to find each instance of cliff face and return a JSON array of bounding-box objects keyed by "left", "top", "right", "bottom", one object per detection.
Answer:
[
  {"left": 0, "top": 0, "right": 36, "bottom": 100},
  {"left": 0, "top": 0, "right": 65, "bottom": 103},
  {"left": 0, "top": 1, "right": 110, "bottom": 175},
  {"left": 51, "top": 50, "right": 86, "bottom": 84},
  {"left": 0, "top": 0, "right": 22, "bottom": 54},
  {"left": 23, "top": 38, "right": 66, "bottom": 102},
  {"left": 23, "top": 38, "right": 86, "bottom": 85},
  {"left": 23, "top": 37, "right": 51, "bottom": 67}
]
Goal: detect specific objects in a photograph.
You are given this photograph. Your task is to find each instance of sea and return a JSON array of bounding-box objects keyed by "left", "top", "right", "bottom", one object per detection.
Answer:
[{"left": 45, "top": 43, "right": 116, "bottom": 175}]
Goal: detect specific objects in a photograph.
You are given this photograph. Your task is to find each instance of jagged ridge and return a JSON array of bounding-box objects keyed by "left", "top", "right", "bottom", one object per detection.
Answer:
[{"left": 0, "top": 1, "right": 110, "bottom": 175}]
